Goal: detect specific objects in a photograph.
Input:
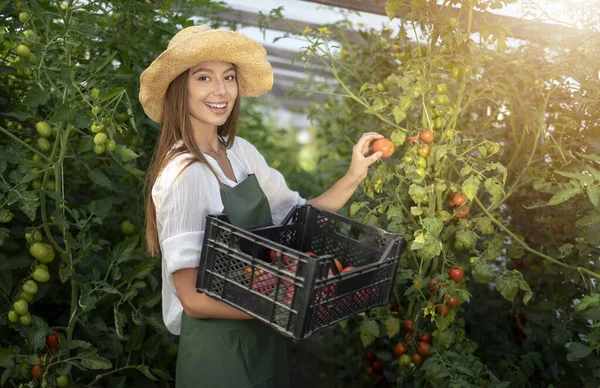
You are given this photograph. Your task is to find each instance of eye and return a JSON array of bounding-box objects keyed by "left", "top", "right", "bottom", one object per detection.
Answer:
[
  {"left": 225, "top": 75, "right": 236, "bottom": 81},
  {"left": 198, "top": 76, "right": 209, "bottom": 81}
]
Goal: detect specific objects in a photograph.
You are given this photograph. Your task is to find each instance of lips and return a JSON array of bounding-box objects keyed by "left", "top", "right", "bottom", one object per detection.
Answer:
[{"left": 204, "top": 102, "right": 228, "bottom": 115}]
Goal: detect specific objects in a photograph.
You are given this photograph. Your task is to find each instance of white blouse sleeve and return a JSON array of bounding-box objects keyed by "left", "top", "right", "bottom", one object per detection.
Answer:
[
  {"left": 235, "top": 137, "right": 306, "bottom": 225},
  {"left": 152, "top": 156, "right": 211, "bottom": 274}
]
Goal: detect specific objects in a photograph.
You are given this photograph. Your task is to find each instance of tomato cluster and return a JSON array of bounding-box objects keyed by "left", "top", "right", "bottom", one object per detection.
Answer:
[{"left": 364, "top": 352, "right": 389, "bottom": 387}]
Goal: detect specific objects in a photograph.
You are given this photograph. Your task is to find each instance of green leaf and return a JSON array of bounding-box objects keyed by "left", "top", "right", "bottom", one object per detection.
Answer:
[
  {"left": 475, "top": 217, "right": 494, "bottom": 234},
  {"left": 419, "top": 235, "right": 442, "bottom": 260},
  {"left": 408, "top": 184, "right": 427, "bottom": 205},
  {"left": 384, "top": 317, "right": 400, "bottom": 338},
  {"left": 89, "top": 199, "right": 113, "bottom": 219},
  {"left": 390, "top": 131, "right": 406, "bottom": 146},
  {"left": 23, "top": 87, "right": 50, "bottom": 107},
  {"left": 422, "top": 217, "right": 443, "bottom": 237},
  {"left": 350, "top": 201, "right": 366, "bottom": 217},
  {"left": 576, "top": 212, "right": 600, "bottom": 227},
  {"left": 587, "top": 186, "right": 600, "bottom": 208},
  {"left": 471, "top": 257, "right": 494, "bottom": 284},
  {"left": 496, "top": 270, "right": 532, "bottom": 304},
  {"left": 133, "top": 365, "right": 158, "bottom": 381},
  {"left": 585, "top": 164, "right": 600, "bottom": 182},
  {"left": 69, "top": 340, "right": 92, "bottom": 350},
  {"left": 88, "top": 170, "right": 113, "bottom": 189},
  {"left": 462, "top": 175, "right": 481, "bottom": 200},
  {"left": 575, "top": 294, "right": 600, "bottom": 312},
  {"left": 19, "top": 316, "right": 49, "bottom": 351},
  {"left": 455, "top": 228, "right": 478, "bottom": 249},
  {"left": 19, "top": 191, "right": 39, "bottom": 221},
  {"left": 547, "top": 185, "right": 581, "bottom": 206},
  {"left": 392, "top": 105, "right": 407, "bottom": 124},
  {"left": 384, "top": 0, "right": 403, "bottom": 20},
  {"left": 566, "top": 342, "right": 593, "bottom": 361},
  {"left": 558, "top": 243, "right": 574, "bottom": 258},
  {"left": 485, "top": 178, "right": 504, "bottom": 205},
  {"left": 78, "top": 350, "right": 113, "bottom": 370},
  {"left": 359, "top": 319, "right": 380, "bottom": 347},
  {"left": 0, "top": 228, "right": 9, "bottom": 246},
  {"left": 115, "top": 145, "right": 139, "bottom": 162},
  {"left": 124, "top": 257, "right": 156, "bottom": 282}
]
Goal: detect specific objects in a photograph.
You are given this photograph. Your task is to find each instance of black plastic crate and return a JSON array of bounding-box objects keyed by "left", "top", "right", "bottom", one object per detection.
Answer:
[{"left": 196, "top": 205, "right": 404, "bottom": 340}]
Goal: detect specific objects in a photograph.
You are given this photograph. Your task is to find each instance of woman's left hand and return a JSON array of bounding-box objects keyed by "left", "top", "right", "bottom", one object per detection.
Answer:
[{"left": 346, "top": 132, "right": 384, "bottom": 182}]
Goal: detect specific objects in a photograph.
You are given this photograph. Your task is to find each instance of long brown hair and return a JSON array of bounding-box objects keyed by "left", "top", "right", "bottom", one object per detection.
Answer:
[{"left": 144, "top": 68, "right": 241, "bottom": 257}]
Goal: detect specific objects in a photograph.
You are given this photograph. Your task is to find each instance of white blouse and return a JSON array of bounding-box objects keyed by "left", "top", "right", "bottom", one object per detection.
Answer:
[{"left": 152, "top": 136, "right": 306, "bottom": 335}]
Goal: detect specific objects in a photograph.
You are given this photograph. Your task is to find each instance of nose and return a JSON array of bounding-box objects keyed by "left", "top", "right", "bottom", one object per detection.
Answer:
[{"left": 213, "top": 78, "right": 227, "bottom": 96}]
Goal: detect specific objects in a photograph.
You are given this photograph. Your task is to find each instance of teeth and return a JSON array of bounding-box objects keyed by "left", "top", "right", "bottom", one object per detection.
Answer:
[{"left": 205, "top": 102, "right": 226, "bottom": 109}]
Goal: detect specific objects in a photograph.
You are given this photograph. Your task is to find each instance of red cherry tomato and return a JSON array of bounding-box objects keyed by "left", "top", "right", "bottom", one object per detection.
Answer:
[
  {"left": 449, "top": 267, "right": 464, "bottom": 282},
  {"left": 372, "top": 138, "right": 395, "bottom": 158},
  {"left": 404, "top": 319, "right": 415, "bottom": 332}
]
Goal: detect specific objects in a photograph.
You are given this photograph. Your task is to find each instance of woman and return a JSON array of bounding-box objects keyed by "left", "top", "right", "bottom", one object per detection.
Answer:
[{"left": 139, "top": 25, "right": 384, "bottom": 387}]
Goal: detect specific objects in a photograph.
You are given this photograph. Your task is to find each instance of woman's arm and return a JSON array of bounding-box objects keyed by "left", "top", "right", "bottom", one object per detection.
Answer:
[
  {"left": 173, "top": 268, "right": 254, "bottom": 320},
  {"left": 307, "top": 132, "right": 383, "bottom": 213}
]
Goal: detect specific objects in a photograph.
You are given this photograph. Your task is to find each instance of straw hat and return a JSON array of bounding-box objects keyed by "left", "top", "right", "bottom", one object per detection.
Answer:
[{"left": 139, "top": 25, "right": 274, "bottom": 123}]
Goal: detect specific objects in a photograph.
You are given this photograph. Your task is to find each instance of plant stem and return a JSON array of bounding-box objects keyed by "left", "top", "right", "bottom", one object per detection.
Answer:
[
  {"left": 473, "top": 196, "right": 600, "bottom": 279},
  {"left": 0, "top": 126, "right": 53, "bottom": 163}
]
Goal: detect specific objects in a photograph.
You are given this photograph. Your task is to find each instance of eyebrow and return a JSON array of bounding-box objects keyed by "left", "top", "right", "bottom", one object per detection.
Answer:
[{"left": 192, "top": 67, "right": 236, "bottom": 75}]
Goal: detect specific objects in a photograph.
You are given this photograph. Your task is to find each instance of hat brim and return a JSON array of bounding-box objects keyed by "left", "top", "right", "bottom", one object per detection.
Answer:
[{"left": 139, "top": 30, "right": 273, "bottom": 123}]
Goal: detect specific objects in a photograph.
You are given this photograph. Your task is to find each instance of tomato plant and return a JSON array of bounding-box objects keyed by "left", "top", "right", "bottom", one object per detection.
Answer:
[{"left": 286, "top": 0, "right": 600, "bottom": 385}]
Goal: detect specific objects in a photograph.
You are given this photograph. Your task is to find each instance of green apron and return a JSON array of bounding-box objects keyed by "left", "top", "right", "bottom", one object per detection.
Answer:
[{"left": 176, "top": 170, "right": 291, "bottom": 388}]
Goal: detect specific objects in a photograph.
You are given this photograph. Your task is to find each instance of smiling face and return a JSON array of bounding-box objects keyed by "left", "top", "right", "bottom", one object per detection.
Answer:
[{"left": 186, "top": 61, "right": 239, "bottom": 131}]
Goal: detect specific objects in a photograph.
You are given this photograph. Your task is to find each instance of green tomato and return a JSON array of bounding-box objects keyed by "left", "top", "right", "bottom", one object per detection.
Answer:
[
  {"left": 26, "top": 230, "right": 43, "bottom": 243},
  {"left": 105, "top": 139, "right": 116, "bottom": 152},
  {"left": 399, "top": 354, "right": 412, "bottom": 366},
  {"left": 93, "top": 144, "right": 105, "bottom": 155},
  {"left": 30, "top": 242, "right": 49, "bottom": 261},
  {"left": 36, "top": 263, "right": 48, "bottom": 271},
  {"left": 413, "top": 167, "right": 426, "bottom": 183},
  {"left": 91, "top": 123, "right": 104, "bottom": 133},
  {"left": 436, "top": 83, "right": 448, "bottom": 94},
  {"left": 8, "top": 310, "right": 19, "bottom": 323},
  {"left": 35, "top": 122, "right": 52, "bottom": 138},
  {"left": 19, "top": 12, "right": 29, "bottom": 24},
  {"left": 403, "top": 155, "right": 414, "bottom": 164},
  {"left": 437, "top": 94, "right": 450, "bottom": 105},
  {"left": 32, "top": 180, "right": 42, "bottom": 190},
  {"left": 92, "top": 106, "right": 102, "bottom": 115},
  {"left": 38, "top": 243, "right": 55, "bottom": 263},
  {"left": 454, "top": 240, "right": 465, "bottom": 251},
  {"left": 417, "top": 156, "right": 427, "bottom": 169},
  {"left": 94, "top": 132, "right": 108, "bottom": 145},
  {"left": 91, "top": 88, "right": 101, "bottom": 99},
  {"left": 57, "top": 375, "right": 69, "bottom": 388},
  {"left": 32, "top": 267, "right": 50, "bottom": 283},
  {"left": 115, "top": 112, "right": 129, "bottom": 123},
  {"left": 451, "top": 66, "right": 462, "bottom": 79},
  {"left": 13, "top": 299, "right": 29, "bottom": 315},
  {"left": 28, "top": 53, "right": 39, "bottom": 65},
  {"left": 37, "top": 137, "right": 51, "bottom": 152},
  {"left": 20, "top": 291, "right": 34, "bottom": 302},
  {"left": 16, "top": 44, "right": 31, "bottom": 58},
  {"left": 23, "top": 279, "right": 38, "bottom": 294},
  {"left": 19, "top": 312, "right": 32, "bottom": 326},
  {"left": 434, "top": 117, "right": 442, "bottom": 129},
  {"left": 121, "top": 220, "right": 137, "bottom": 236}
]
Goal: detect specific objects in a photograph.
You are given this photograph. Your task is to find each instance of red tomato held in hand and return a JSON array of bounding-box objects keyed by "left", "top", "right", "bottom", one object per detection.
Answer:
[
  {"left": 404, "top": 319, "right": 415, "bottom": 332},
  {"left": 449, "top": 267, "right": 464, "bottom": 282},
  {"left": 419, "top": 130, "right": 434, "bottom": 143},
  {"left": 372, "top": 138, "right": 395, "bottom": 158}
]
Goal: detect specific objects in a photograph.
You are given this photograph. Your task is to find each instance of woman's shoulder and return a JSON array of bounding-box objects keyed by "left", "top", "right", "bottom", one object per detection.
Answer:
[
  {"left": 231, "top": 136, "right": 260, "bottom": 158},
  {"left": 155, "top": 153, "right": 209, "bottom": 190}
]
